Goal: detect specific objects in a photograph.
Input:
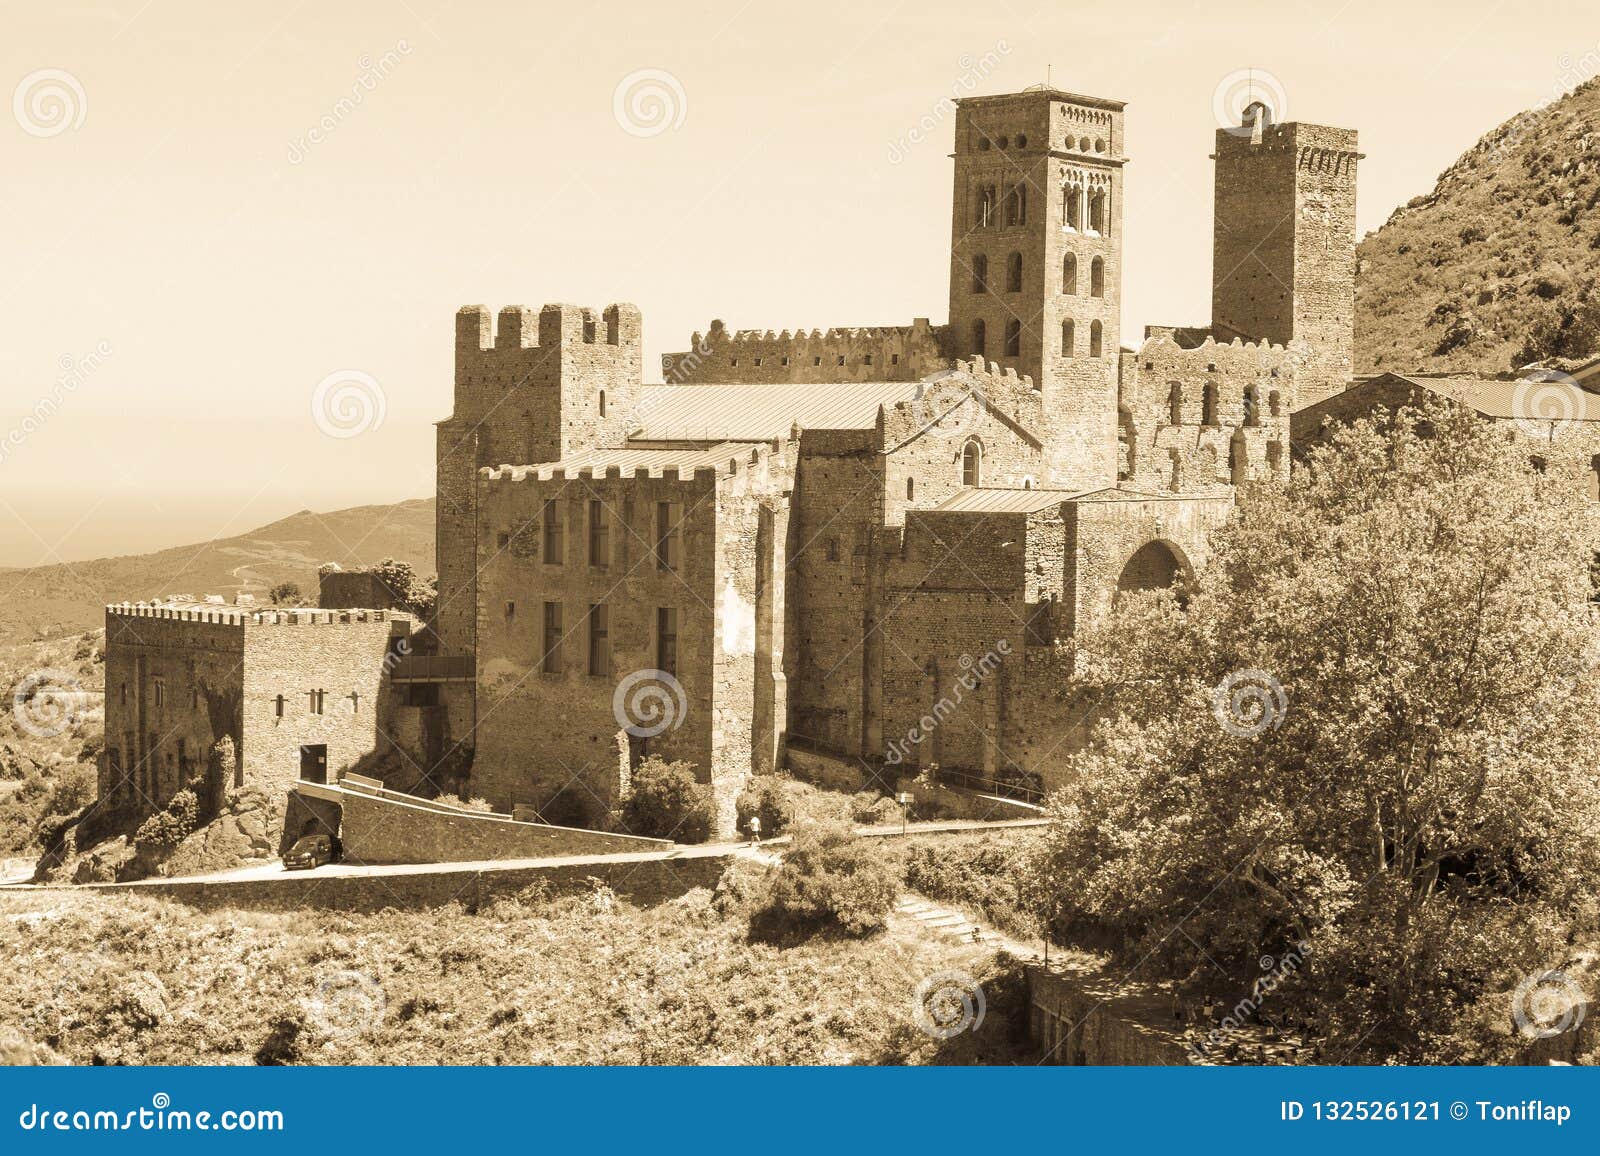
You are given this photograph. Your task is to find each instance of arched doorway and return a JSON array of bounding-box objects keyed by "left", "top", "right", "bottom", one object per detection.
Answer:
[{"left": 1116, "top": 540, "right": 1189, "bottom": 604}]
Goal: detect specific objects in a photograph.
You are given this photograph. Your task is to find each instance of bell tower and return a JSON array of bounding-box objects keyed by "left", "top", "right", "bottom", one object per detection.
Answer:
[{"left": 947, "top": 87, "right": 1126, "bottom": 489}]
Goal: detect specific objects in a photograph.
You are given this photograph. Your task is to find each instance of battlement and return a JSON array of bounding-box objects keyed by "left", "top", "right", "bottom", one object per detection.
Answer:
[
  {"left": 106, "top": 601, "right": 409, "bottom": 628},
  {"left": 662, "top": 317, "right": 946, "bottom": 385},
  {"left": 1213, "top": 117, "right": 1362, "bottom": 173},
  {"left": 478, "top": 440, "right": 785, "bottom": 488},
  {"left": 456, "top": 302, "right": 641, "bottom": 355}
]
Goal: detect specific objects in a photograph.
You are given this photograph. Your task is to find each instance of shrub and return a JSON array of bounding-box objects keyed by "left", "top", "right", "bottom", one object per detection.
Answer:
[
  {"left": 268, "top": 581, "right": 302, "bottom": 606},
  {"left": 750, "top": 821, "right": 898, "bottom": 941},
  {"left": 135, "top": 789, "right": 200, "bottom": 849},
  {"left": 735, "top": 776, "right": 796, "bottom": 837},
  {"left": 621, "top": 757, "right": 713, "bottom": 843},
  {"left": 851, "top": 791, "right": 903, "bottom": 826}
]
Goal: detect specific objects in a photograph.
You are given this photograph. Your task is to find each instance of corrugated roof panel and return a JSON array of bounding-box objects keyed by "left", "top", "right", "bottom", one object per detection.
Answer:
[
  {"left": 933, "top": 488, "right": 1088, "bottom": 514},
  {"left": 1395, "top": 375, "right": 1600, "bottom": 421},
  {"left": 631, "top": 381, "right": 921, "bottom": 441}
]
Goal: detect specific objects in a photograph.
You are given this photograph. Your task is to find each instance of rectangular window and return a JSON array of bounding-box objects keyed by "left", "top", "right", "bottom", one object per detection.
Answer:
[
  {"left": 309, "top": 688, "right": 325, "bottom": 715},
  {"left": 542, "top": 602, "right": 563, "bottom": 674},
  {"left": 542, "top": 499, "right": 563, "bottom": 565},
  {"left": 505, "top": 600, "right": 516, "bottom": 621},
  {"left": 589, "top": 499, "right": 609, "bottom": 567},
  {"left": 588, "top": 604, "right": 610, "bottom": 677},
  {"left": 656, "top": 607, "right": 678, "bottom": 676},
  {"left": 655, "top": 501, "right": 680, "bottom": 571},
  {"left": 496, "top": 530, "right": 510, "bottom": 549},
  {"left": 153, "top": 678, "right": 165, "bottom": 708}
]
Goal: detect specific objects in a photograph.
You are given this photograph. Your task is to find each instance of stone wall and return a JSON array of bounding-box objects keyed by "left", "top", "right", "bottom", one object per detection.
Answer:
[
  {"left": 1027, "top": 964, "right": 1194, "bottom": 1065},
  {"left": 661, "top": 318, "right": 947, "bottom": 384}
]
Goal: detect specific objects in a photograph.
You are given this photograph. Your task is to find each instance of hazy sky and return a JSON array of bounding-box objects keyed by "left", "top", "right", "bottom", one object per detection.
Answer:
[{"left": 1, "top": 0, "right": 1595, "bottom": 564}]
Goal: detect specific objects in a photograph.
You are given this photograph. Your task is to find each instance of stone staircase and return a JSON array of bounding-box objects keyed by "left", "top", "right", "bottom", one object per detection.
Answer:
[{"left": 895, "top": 895, "right": 1005, "bottom": 947}]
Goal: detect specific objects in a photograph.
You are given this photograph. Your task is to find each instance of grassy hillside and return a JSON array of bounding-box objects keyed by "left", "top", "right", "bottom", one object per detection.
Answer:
[
  {"left": 0, "top": 499, "right": 434, "bottom": 646},
  {"left": 1355, "top": 79, "right": 1600, "bottom": 376},
  {"left": 0, "top": 630, "right": 103, "bottom": 856},
  {"left": 0, "top": 877, "right": 1029, "bottom": 1066}
]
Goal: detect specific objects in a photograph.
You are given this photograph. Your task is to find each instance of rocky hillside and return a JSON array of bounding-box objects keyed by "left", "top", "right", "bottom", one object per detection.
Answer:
[
  {"left": 0, "top": 498, "right": 434, "bottom": 647},
  {"left": 1356, "top": 79, "right": 1600, "bottom": 376}
]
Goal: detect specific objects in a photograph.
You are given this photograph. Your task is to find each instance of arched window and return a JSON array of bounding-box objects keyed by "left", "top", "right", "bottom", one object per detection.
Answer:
[
  {"left": 906, "top": 477, "right": 915, "bottom": 501},
  {"left": 1004, "top": 319, "right": 1022, "bottom": 357},
  {"left": 1062, "top": 253, "right": 1077, "bottom": 295},
  {"left": 598, "top": 390, "right": 607, "bottom": 417},
  {"left": 1006, "top": 252, "right": 1023, "bottom": 293},
  {"left": 1268, "top": 389, "right": 1281, "bottom": 418},
  {"left": 971, "top": 319, "right": 986, "bottom": 356},
  {"left": 1230, "top": 431, "right": 1247, "bottom": 485},
  {"left": 1089, "top": 320, "right": 1103, "bottom": 358},
  {"left": 1090, "top": 256, "right": 1105, "bottom": 297},
  {"left": 1168, "top": 382, "right": 1183, "bottom": 425},
  {"left": 1061, "top": 319, "right": 1075, "bottom": 357},
  {"left": 961, "top": 440, "right": 982, "bottom": 487},
  {"left": 1243, "top": 384, "right": 1259, "bottom": 427},
  {"left": 971, "top": 254, "right": 988, "bottom": 293},
  {"left": 1063, "top": 185, "right": 1082, "bottom": 231},
  {"left": 1202, "top": 382, "right": 1218, "bottom": 426},
  {"left": 1089, "top": 190, "right": 1107, "bottom": 234},
  {"left": 976, "top": 184, "right": 997, "bottom": 227},
  {"left": 1006, "top": 184, "right": 1026, "bottom": 226}
]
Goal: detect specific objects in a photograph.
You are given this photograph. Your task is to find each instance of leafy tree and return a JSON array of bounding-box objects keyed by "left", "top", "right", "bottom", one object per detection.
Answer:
[
  {"left": 1031, "top": 404, "right": 1600, "bottom": 1061},
  {"left": 620, "top": 756, "right": 713, "bottom": 843},
  {"left": 735, "top": 776, "right": 796, "bottom": 837},
  {"left": 268, "top": 581, "right": 302, "bottom": 606}
]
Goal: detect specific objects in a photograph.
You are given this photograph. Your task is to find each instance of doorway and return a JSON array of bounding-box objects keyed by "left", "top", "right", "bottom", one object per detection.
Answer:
[{"left": 299, "top": 744, "right": 328, "bottom": 784}]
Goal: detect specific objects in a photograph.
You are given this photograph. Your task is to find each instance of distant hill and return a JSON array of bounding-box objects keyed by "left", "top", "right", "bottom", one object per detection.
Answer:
[
  {"left": 0, "top": 498, "right": 434, "bottom": 646},
  {"left": 1355, "top": 79, "right": 1600, "bottom": 377}
]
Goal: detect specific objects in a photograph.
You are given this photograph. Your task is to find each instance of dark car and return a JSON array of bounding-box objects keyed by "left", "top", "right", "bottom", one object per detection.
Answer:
[{"left": 283, "top": 834, "right": 339, "bottom": 870}]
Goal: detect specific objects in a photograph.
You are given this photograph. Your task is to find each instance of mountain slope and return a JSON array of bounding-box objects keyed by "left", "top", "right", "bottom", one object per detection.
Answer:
[
  {"left": 1356, "top": 78, "right": 1600, "bottom": 376},
  {"left": 0, "top": 498, "right": 434, "bottom": 645}
]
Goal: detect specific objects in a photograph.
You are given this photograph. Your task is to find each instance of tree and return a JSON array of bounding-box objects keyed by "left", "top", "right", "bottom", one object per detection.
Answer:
[
  {"left": 620, "top": 756, "right": 713, "bottom": 843},
  {"left": 268, "top": 582, "right": 302, "bottom": 606},
  {"left": 749, "top": 820, "right": 899, "bottom": 942},
  {"left": 369, "top": 559, "right": 438, "bottom": 621},
  {"left": 1030, "top": 403, "right": 1600, "bottom": 1061}
]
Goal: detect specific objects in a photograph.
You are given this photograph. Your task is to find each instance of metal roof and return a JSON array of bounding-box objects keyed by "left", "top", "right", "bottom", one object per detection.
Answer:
[
  {"left": 1390, "top": 374, "right": 1600, "bottom": 421},
  {"left": 630, "top": 381, "right": 921, "bottom": 442},
  {"left": 933, "top": 488, "right": 1093, "bottom": 514}
]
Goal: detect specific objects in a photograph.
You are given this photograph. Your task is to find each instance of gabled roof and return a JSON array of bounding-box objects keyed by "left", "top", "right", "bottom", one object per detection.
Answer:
[
  {"left": 1380, "top": 373, "right": 1600, "bottom": 421},
  {"left": 631, "top": 381, "right": 921, "bottom": 442}
]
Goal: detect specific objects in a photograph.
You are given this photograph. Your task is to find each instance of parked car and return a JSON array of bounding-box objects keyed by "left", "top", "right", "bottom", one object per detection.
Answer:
[{"left": 283, "top": 833, "right": 340, "bottom": 870}]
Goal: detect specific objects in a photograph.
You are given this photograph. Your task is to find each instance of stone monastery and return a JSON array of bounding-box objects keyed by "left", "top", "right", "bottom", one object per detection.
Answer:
[{"left": 99, "top": 85, "right": 1371, "bottom": 841}]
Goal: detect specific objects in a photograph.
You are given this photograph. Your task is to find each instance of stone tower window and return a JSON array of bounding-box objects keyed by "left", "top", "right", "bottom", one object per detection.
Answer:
[
  {"left": 588, "top": 500, "right": 610, "bottom": 568},
  {"left": 1269, "top": 389, "right": 1282, "bottom": 418},
  {"left": 656, "top": 607, "right": 678, "bottom": 676},
  {"left": 1089, "top": 320, "right": 1103, "bottom": 358},
  {"left": 1202, "top": 382, "right": 1218, "bottom": 426},
  {"left": 1089, "top": 190, "right": 1107, "bottom": 235},
  {"left": 976, "top": 184, "right": 997, "bottom": 227},
  {"left": 274, "top": 694, "right": 285, "bottom": 719},
  {"left": 1062, "top": 253, "right": 1077, "bottom": 294},
  {"left": 1063, "top": 186, "right": 1082, "bottom": 231},
  {"left": 971, "top": 319, "right": 986, "bottom": 356},
  {"left": 1006, "top": 183, "right": 1026, "bottom": 226},
  {"left": 1243, "top": 384, "right": 1260, "bottom": 427},
  {"left": 1016, "top": 134, "right": 1027, "bottom": 148},
  {"left": 962, "top": 440, "right": 982, "bottom": 487},
  {"left": 1090, "top": 256, "right": 1105, "bottom": 297},
  {"left": 906, "top": 477, "right": 915, "bottom": 501},
  {"left": 542, "top": 499, "right": 563, "bottom": 565},
  {"left": 1168, "top": 382, "right": 1183, "bottom": 425},
  {"left": 978, "top": 136, "right": 991, "bottom": 151},
  {"left": 598, "top": 389, "right": 606, "bottom": 417},
  {"left": 1230, "top": 432, "right": 1247, "bottom": 485},
  {"left": 588, "top": 604, "right": 610, "bottom": 678},
  {"left": 654, "top": 501, "right": 680, "bottom": 571},
  {"left": 971, "top": 254, "right": 988, "bottom": 293},
  {"left": 1006, "top": 252, "right": 1023, "bottom": 293},
  {"left": 542, "top": 602, "right": 563, "bottom": 674},
  {"left": 1004, "top": 320, "right": 1021, "bottom": 357},
  {"left": 1062, "top": 319, "right": 1075, "bottom": 357},
  {"left": 1591, "top": 455, "right": 1600, "bottom": 502}
]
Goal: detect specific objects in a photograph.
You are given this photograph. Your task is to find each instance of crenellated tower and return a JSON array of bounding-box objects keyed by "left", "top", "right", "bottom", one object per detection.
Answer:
[
  {"left": 946, "top": 87, "right": 1126, "bottom": 489},
  {"left": 434, "top": 302, "right": 642, "bottom": 741},
  {"left": 1211, "top": 104, "right": 1361, "bottom": 406}
]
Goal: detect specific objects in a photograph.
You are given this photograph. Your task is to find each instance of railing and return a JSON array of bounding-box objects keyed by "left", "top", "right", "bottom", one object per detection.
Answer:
[{"left": 388, "top": 654, "right": 475, "bottom": 683}]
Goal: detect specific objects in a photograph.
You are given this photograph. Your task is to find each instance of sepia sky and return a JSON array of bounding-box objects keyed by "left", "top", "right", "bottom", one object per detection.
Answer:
[{"left": 1, "top": 0, "right": 1596, "bottom": 564}]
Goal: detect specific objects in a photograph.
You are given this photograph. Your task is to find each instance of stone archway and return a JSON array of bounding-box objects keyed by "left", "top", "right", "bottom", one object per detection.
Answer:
[{"left": 1116, "top": 539, "right": 1190, "bottom": 604}]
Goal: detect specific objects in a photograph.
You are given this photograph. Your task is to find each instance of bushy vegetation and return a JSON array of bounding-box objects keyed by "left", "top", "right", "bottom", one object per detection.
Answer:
[
  {"left": 134, "top": 788, "right": 200, "bottom": 849},
  {"left": 901, "top": 832, "right": 1041, "bottom": 941},
  {"left": 1357, "top": 78, "right": 1600, "bottom": 373},
  {"left": 620, "top": 757, "right": 713, "bottom": 843},
  {"left": 0, "top": 873, "right": 1030, "bottom": 1065},
  {"left": 1034, "top": 406, "right": 1600, "bottom": 1062},
  {"left": 735, "top": 776, "right": 796, "bottom": 837},
  {"left": 750, "top": 821, "right": 899, "bottom": 942}
]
